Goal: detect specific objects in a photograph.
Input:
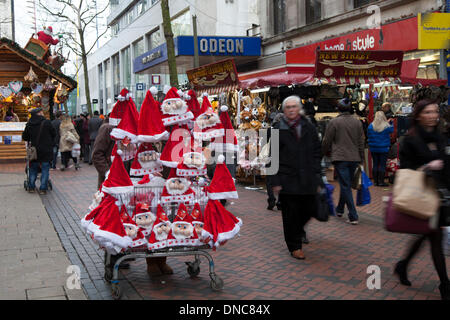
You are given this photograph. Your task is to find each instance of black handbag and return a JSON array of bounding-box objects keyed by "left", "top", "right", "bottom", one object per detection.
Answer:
[{"left": 314, "top": 191, "right": 330, "bottom": 222}]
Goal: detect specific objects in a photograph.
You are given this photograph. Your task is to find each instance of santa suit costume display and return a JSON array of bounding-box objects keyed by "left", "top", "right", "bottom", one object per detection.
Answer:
[
  {"left": 130, "top": 142, "right": 163, "bottom": 176},
  {"left": 148, "top": 205, "right": 172, "bottom": 251},
  {"left": 133, "top": 202, "right": 157, "bottom": 237},
  {"left": 160, "top": 86, "right": 194, "bottom": 127},
  {"left": 166, "top": 203, "right": 199, "bottom": 247}
]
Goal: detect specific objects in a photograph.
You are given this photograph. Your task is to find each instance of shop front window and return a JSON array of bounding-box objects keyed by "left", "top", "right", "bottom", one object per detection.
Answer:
[
  {"left": 354, "top": 0, "right": 378, "bottom": 8},
  {"left": 171, "top": 10, "right": 191, "bottom": 37},
  {"left": 147, "top": 28, "right": 162, "bottom": 50},
  {"left": 112, "top": 54, "right": 120, "bottom": 98},
  {"left": 273, "top": 0, "right": 286, "bottom": 35},
  {"left": 122, "top": 47, "right": 131, "bottom": 89},
  {"left": 305, "top": 0, "right": 322, "bottom": 25},
  {"left": 133, "top": 38, "right": 147, "bottom": 109}
]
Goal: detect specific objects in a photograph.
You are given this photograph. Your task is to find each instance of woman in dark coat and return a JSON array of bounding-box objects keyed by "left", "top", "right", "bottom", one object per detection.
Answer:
[
  {"left": 394, "top": 99, "right": 450, "bottom": 300},
  {"left": 271, "top": 96, "right": 323, "bottom": 260}
]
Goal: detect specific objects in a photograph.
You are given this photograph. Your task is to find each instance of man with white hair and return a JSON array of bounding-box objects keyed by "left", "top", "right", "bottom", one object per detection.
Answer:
[{"left": 271, "top": 96, "right": 323, "bottom": 260}]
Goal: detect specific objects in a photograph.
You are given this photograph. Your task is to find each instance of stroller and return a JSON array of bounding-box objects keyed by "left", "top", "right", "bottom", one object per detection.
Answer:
[{"left": 23, "top": 142, "right": 53, "bottom": 192}]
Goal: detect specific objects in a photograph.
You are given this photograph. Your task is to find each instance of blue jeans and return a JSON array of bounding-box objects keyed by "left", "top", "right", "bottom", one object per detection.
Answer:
[
  {"left": 334, "top": 161, "right": 359, "bottom": 221},
  {"left": 29, "top": 161, "right": 50, "bottom": 191}
]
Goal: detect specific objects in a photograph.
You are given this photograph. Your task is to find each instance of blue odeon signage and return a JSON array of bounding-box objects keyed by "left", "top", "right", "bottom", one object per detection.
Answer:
[{"left": 134, "top": 36, "right": 261, "bottom": 73}]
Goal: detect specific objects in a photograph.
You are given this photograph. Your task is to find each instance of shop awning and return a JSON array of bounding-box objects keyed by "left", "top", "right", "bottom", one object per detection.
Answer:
[
  {"left": 196, "top": 83, "right": 240, "bottom": 96},
  {"left": 239, "top": 66, "right": 315, "bottom": 89}
]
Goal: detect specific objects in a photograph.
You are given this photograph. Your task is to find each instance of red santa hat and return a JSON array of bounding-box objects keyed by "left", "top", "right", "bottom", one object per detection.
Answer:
[
  {"left": 130, "top": 142, "right": 163, "bottom": 176},
  {"left": 110, "top": 99, "right": 139, "bottom": 143},
  {"left": 81, "top": 194, "right": 116, "bottom": 234},
  {"left": 206, "top": 155, "right": 238, "bottom": 200},
  {"left": 201, "top": 199, "right": 242, "bottom": 249},
  {"left": 132, "top": 202, "right": 156, "bottom": 237},
  {"left": 176, "top": 151, "right": 207, "bottom": 177},
  {"left": 186, "top": 90, "right": 202, "bottom": 120},
  {"left": 161, "top": 168, "right": 196, "bottom": 203},
  {"left": 148, "top": 205, "right": 171, "bottom": 251},
  {"left": 109, "top": 88, "right": 132, "bottom": 126},
  {"left": 166, "top": 203, "right": 198, "bottom": 247},
  {"left": 193, "top": 106, "right": 224, "bottom": 141},
  {"left": 137, "top": 88, "right": 169, "bottom": 143},
  {"left": 121, "top": 209, "right": 148, "bottom": 248},
  {"left": 190, "top": 203, "right": 204, "bottom": 240},
  {"left": 200, "top": 93, "right": 214, "bottom": 114},
  {"left": 160, "top": 86, "right": 194, "bottom": 127},
  {"left": 101, "top": 155, "right": 134, "bottom": 195},
  {"left": 159, "top": 124, "right": 194, "bottom": 168},
  {"left": 210, "top": 105, "right": 239, "bottom": 153}
]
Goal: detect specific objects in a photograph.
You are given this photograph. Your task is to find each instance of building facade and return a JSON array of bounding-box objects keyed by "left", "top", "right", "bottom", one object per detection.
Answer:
[
  {"left": 77, "top": 0, "right": 260, "bottom": 115},
  {"left": 0, "top": 0, "right": 14, "bottom": 40}
]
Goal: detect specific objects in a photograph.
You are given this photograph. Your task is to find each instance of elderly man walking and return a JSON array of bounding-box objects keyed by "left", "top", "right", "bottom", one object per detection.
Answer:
[
  {"left": 271, "top": 96, "right": 323, "bottom": 260},
  {"left": 322, "top": 98, "right": 365, "bottom": 225}
]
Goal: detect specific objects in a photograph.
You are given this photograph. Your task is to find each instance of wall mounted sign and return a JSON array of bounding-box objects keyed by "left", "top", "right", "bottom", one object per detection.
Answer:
[
  {"left": 314, "top": 50, "right": 404, "bottom": 78},
  {"left": 418, "top": 12, "right": 450, "bottom": 49},
  {"left": 186, "top": 58, "right": 239, "bottom": 90}
]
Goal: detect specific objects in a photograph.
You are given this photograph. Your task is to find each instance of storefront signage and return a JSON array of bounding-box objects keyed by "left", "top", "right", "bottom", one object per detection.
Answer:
[
  {"left": 314, "top": 50, "right": 404, "bottom": 78},
  {"left": 287, "top": 17, "right": 417, "bottom": 65},
  {"left": 134, "top": 43, "right": 168, "bottom": 73},
  {"left": 418, "top": 13, "right": 450, "bottom": 49},
  {"left": 186, "top": 59, "right": 239, "bottom": 90},
  {"left": 141, "top": 50, "right": 162, "bottom": 64},
  {"left": 176, "top": 36, "right": 261, "bottom": 56}
]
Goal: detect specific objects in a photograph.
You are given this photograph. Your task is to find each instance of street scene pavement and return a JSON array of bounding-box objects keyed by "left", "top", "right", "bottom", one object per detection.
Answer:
[{"left": 1, "top": 161, "right": 448, "bottom": 300}]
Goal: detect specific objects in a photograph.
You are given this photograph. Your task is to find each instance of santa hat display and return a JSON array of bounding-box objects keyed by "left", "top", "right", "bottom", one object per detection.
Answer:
[
  {"left": 110, "top": 142, "right": 136, "bottom": 163},
  {"left": 161, "top": 169, "right": 196, "bottom": 203},
  {"left": 206, "top": 155, "right": 238, "bottom": 200},
  {"left": 159, "top": 124, "right": 195, "bottom": 168},
  {"left": 159, "top": 86, "right": 194, "bottom": 127},
  {"left": 190, "top": 203, "right": 204, "bottom": 236},
  {"left": 130, "top": 142, "right": 163, "bottom": 176},
  {"left": 137, "top": 88, "right": 169, "bottom": 143},
  {"left": 200, "top": 93, "right": 214, "bottom": 114},
  {"left": 201, "top": 199, "right": 242, "bottom": 249},
  {"left": 186, "top": 90, "right": 203, "bottom": 120},
  {"left": 110, "top": 98, "right": 139, "bottom": 143},
  {"left": 109, "top": 88, "right": 132, "bottom": 126},
  {"left": 148, "top": 205, "right": 171, "bottom": 251},
  {"left": 193, "top": 105, "right": 224, "bottom": 141},
  {"left": 81, "top": 194, "right": 117, "bottom": 234},
  {"left": 121, "top": 209, "right": 148, "bottom": 248},
  {"left": 132, "top": 202, "right": 156, "bottom": 237},
  {"left": 176, "top": 151, "right": 207, "bottom": 177},
  {"left": 101, "top": 155, "right": 134, "bottom": 195},
  {"left": 210, "top": 105, "right": 239, "bottom": 153}
]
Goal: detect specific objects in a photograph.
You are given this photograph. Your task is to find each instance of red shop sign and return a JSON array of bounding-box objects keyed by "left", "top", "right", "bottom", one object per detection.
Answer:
[
  {"left": 314, "top": 50, "right": 404, "bottom": 78},
  {"left": 186, "top": 58, "right": 239, "bottom": 91},
  {"left": 287, "top": 16, "right": 417, "bottom": 65}
]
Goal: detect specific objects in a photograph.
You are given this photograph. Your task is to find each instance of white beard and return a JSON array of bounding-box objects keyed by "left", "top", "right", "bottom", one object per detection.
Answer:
[
  {"left": 171, "top": 224, "right": 194, "bottom": 239},
  {"left": 165, "top": 178, "right": 191, "bottom": 195},
  {"left": 195, "top": 113, "right": 220, "bottom": 129},
  {"left": 154, "top": 229, "right": 170, "bottom": 241}
]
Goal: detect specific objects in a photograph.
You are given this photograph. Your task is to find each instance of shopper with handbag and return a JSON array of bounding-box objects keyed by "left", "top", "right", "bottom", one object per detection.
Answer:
[
  {"left": 271, "top": 96, "right": 323, "bottom": 260},
  {"left": 394, "top": 98, "right": 450, "bottom": 300},
  {"left": 59, "top": 114, "right": 80, "bottom": 171},
  {"left": 367, "top": 111, "right": 394, "bottom": 186},
  {"left": 22, "top": 108, "right": 56, "bottom": 194}
]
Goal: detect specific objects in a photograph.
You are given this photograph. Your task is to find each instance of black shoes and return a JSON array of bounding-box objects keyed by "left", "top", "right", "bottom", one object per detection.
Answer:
[
  {"left": 378, "top": 172, "right": 388, "bottom": 187},
  {"left": 394, "top": 260, "right": 412, "bottom": 286},
  {"left": 439, "top": 282, "right": 450, "bottom": 300},
  {"left": 302, "top": 234, "right": 309, "bottom": 244}
]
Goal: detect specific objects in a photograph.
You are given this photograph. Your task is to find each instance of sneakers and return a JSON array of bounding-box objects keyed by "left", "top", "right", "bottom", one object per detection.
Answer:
[
  {"left": 28, "top": 188, "right": 36, "bottom": 193},
  {"left": 346, "top": 219, "right": 359, "bottom": 225},
  {"left": 336, "top": 211, "right": 344, "bottom": 217}
]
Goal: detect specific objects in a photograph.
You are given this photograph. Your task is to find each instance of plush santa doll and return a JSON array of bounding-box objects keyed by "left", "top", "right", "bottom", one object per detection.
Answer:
[
  {"left": 159, "top": 86, "right": 194, "bottom": 127},
  {"left": 166, "top": 203, "right": 197, "bottom": 247},
  {"left": 161, "top": 169, "right": 196, "bottom": 204},
  {"left": 121, "top": 208, "right": 147, "bottom": 248},
  {"left": 132, "top": 202, "right": 156, "bottom": 237},
  {"left": 148, "top": 205, "right": 171, "bottom": 251},
  {"left": 37, "top": 26, "right": 59, "bottom": 46},
  {"left": 193, "top": 97, "right": 224, "bottom": 141},
  {"left": 130, "top": 142, "right": 163, "bottom": 176}
]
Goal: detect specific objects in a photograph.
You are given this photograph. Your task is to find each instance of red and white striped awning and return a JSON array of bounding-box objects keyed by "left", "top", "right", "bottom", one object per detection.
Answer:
[
  {"left": 196, "top": 84, "right": 240, "bottom": 96},
  {"left": 314, "top": 77, "right": 401, "bottom": 85}
]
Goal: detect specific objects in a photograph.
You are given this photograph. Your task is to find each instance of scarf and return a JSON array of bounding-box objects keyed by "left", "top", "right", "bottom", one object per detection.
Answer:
[
  {"left": 416, "top": 125, "right": 441, "bottom": 144},
  {"left": 283, "top": 115, "right": 302, "bottom": 140}
]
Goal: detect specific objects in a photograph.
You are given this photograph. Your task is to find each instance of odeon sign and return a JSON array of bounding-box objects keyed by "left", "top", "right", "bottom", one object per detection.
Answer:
[{"left": 199, "top": 38, "right": 245, "bottom": 54}]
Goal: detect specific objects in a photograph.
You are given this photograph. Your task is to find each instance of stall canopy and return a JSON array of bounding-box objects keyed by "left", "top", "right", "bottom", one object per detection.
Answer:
[{"left": 239, "top": 66, "right": 315, "bottom": 89}]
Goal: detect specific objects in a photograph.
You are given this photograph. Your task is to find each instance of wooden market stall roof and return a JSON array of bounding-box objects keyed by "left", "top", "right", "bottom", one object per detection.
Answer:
[{"left": 0, "top": 37, "right": 77, "bottom": 91}]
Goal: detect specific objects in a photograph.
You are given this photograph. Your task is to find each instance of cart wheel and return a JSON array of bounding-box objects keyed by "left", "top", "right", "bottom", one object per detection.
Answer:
[
  {"left": 111, "top": 283, "right": 122, "bottom": 300},
  {"left": 187, "top": 265, "right": 200, "bottom": 277},
  {"left": 48, "top": 180, "right": 53, "bottom": 191},
  {"left": 210, "top": 275, "right": 224, "bottom": 291},
  {"left": 104, "top": 268, "right": 113, "bottom": 282}
]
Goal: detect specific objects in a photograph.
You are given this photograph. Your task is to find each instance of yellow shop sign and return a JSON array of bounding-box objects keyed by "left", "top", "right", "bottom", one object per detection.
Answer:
[{"left": 418, "top": 12, "right": 450, "bottom": 49}]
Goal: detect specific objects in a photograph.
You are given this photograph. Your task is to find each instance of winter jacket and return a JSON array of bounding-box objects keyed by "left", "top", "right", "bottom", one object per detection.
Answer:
[
  {"left": 92, "top": 123, "right": 115, "bottom": 177},
  {"left": 367, "top": 123, "right": 394, "bottom": 153},
  {"left": 59, "top": 122, "right": 80, "bottom": 152},
  {"left": 88, "top": 116, "right": 103, "bottom": 141},
  {"left": 322, "top": 113, "right": 365, "bottom": 163},
  {"left": 271, "top": 116, "right": 322, "bottom": 195},
  {"left": 22, "top": 115, "right": 56, "bottom": 162},
  {"left": 51, "top": 119, "right": 61, "bottom": 147},
  {"left": 82, "top": 119, "right": 90, "bottom": 144}
]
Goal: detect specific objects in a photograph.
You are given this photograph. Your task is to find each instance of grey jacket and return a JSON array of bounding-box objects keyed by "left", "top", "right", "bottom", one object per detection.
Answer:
[
  {"left": 88, "top": 116, "right": 103, "bottom": 141},
  {"left": 322, "top": 113, "right": 365, "bottom": 163}
]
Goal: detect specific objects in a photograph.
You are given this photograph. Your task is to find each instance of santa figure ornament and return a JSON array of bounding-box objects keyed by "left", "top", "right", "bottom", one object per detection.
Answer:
[
  {"left": 161, "top": 169, "right": 195, "bottom": 203},
  {"left": 121, "top": 208, "right": 147, "bottom": 248},
  {"left": 137, "top": 87, "right": 169, "bottom": 143},
  {"left": 37, "top": 26, "right": 59, "bottom": 46},
  {"left": 148, "top": 205, "right": 171, "bottom": 251},
  {"left": 210, "top": 105, "right": 239, "bottom": 153},
  {"left": 111, "top": 140, "right": 137, "bottom": 163},
  {"left": 206, "top": 155, "right": 238, "bottom": 200},
  {"left": 176, "top": 151, "right": 207, "bottom": 177},
  {"left": 133, "top": 202, "right": 156, "bottom": 237},
  {"left": 130, "top": 142, "right": 163, "bottom": 176},
  {"left": 193, "top": 96, "right": 224, "bottom": 141},
  {"left": 166, "top": 204, "right": 197, "bottom": 247},
  {"left": 159, "top": 86, "right": 194, "bottom": 127},
  {"left": 190, "top": 203, "right": 205, "bottom": 237}
]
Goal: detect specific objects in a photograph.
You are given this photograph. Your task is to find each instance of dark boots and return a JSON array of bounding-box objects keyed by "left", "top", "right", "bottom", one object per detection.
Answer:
[
  {"left": 439, "top": 282, "right": 450, "bottom": 300},
  {"left": 394, "top": 260, "right": 412, "bottom": 286},
  {"left": 146, "top": 257, "right": 173, "bottom": 276},
  {"left": 372, "top": 169, "right": 379, "bottom": 186},
  {"left": 378, "top": 171, "right": 388, "bottom": 187}
]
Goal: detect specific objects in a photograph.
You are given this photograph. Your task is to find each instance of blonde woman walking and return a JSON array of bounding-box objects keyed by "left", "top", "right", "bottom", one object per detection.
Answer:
[
  {"left": 59, "top": 114, "right": 80, "bottom": 171},
  {"left": 367, "top": 111, "right": 394, "bottom": 186}
]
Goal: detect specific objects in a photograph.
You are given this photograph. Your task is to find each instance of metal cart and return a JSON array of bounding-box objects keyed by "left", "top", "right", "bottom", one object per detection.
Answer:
[{"left": 102, "top": 182, "right": 224, "bottom": 300}]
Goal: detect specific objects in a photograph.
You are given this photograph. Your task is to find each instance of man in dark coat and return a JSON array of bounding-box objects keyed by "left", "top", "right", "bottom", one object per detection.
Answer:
[
  {"left": 271, "top": 96, "right": 323, "bottom": 260},
  {"left": 22, "top": 108, "right": 56, "bottom": 194},
  {"left": 88, "top": 111, "right": 103, "bottom": 165},
  {"left": 91, "top": 122, "right": 115, "bottom": 190},
  {"left": 50, "top": 111, "right": 63, "bottom": 169}
]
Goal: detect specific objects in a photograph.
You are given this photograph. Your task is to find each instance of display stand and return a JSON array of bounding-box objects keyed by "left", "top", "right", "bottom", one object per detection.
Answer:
[{"left": 244, "top": 169, "right": 263, "bottom": 190}]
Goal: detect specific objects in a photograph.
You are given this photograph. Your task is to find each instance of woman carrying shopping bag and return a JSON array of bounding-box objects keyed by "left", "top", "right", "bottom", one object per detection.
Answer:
[
  {"left": 367, "top": 111, "right": 394, "bottom": 186},
  {"left": 393, "top": 98, "right": 450, "bottom": 300},
  {"left": 59, "top": 114, "right": 81, "bottom": 171}
]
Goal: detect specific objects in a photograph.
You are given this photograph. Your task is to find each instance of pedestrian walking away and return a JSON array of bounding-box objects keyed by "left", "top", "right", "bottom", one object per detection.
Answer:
[
  {"left": 322, "top": 98, "right": 365, "bottom": 225},
  {"left": 367, "top": 111, "right": 394, "bottom": 186},
  {"left": 51, "top": 111, "right": 63, "bottom": 169},
  {"left": 22, "top": 107, "right": 56, "bottom": 194},
  {"left": 88, "top": 110, "right": 103, "bottom": 165},
  {"left": 394, "top": 98, "right": 450, "bottom": 300},
  {"left": 92, "top": 121, "right": 115, "bottom": 189},
  {"left": 271, "top": 95, "right": 323, "bottom": 260},
  {"left": 59, "top": 114, "right": 80, "bottom": 171}
]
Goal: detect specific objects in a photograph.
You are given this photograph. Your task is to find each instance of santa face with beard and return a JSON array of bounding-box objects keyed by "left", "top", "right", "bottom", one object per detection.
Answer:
[
  {"left": 196, "top": 112, "right": 220, "bottom": 129},
  {"left": 183, "top": 152, "right": 204, "bottom": 169},
  {"left": 124, "top": 224, "right": 138, "bottom": 239},
  {"left": 192, "top": 222, "right": 204, "bottom": 235},
  {"left": 135, "top": 212, "right": 156, "bottom": 230},
  {"left": 161, "top": 99, "right": 187, "bottom": 115},
  {"left": 166, "top": 177, "right": 190, "bottom": 195},
  {"left": 154, "top": 222, "right": 171, "bottom": 241},
  {"left": 172, "top": 222, "right": 194, "bottom": 239}
]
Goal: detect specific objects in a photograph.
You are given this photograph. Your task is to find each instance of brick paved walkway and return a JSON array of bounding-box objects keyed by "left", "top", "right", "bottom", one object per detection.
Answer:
[{"left": 2, "top": 161, "right": 448, "bottom": 300}]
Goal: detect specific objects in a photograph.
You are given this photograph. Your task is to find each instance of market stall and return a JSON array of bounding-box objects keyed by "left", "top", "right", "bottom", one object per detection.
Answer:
[{"left": 0, "top": 37, "right": 76, "bottom": 160}]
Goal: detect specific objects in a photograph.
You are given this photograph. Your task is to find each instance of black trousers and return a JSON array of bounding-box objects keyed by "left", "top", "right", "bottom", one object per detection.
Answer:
[{"left": 280, "top": 193, "right": 315, "bottom": 252}]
